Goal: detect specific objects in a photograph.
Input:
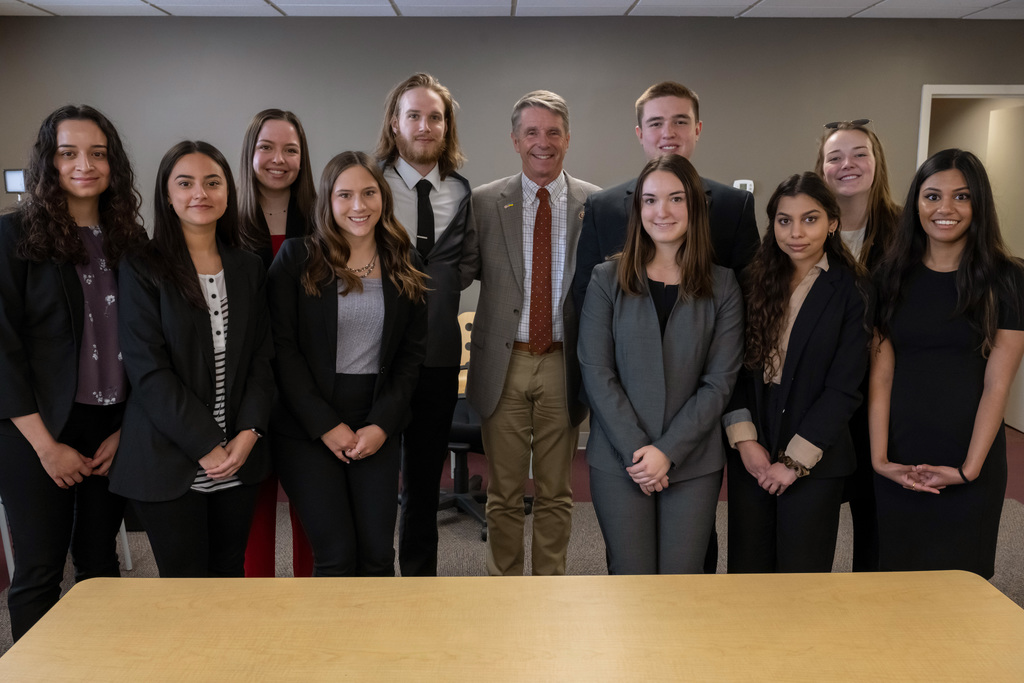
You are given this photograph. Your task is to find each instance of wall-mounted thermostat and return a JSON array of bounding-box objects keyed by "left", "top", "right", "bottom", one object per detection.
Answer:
[{"left": 733, "top": 179, "right": 754, "bottom": 194}]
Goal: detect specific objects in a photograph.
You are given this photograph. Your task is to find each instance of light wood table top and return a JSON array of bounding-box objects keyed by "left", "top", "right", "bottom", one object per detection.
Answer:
[{"left": 1, "top": 571, "right": 1022, "bottom": 681}]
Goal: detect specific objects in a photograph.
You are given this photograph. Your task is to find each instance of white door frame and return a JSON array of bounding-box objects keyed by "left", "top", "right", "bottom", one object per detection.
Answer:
[{"left": 917, "top": 84, "right": 1024, "bottom": 165}]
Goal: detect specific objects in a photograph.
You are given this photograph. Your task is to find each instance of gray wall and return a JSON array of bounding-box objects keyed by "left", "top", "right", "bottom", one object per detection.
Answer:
[{"left": 2, "top": 16, "right": 1023, "bottom": 226}]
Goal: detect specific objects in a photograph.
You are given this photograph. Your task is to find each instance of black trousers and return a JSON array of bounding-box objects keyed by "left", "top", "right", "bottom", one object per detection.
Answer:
[
  {"left": 726, "top": 452, "right": 845, "bottom": 573},
  {"left": 133, "top": 483, "right": 260, "bottom": 578},
  {"left": 398, "top": 365, "right": 459, "bottom": 577},
  {"left": 278, "top": 373, "right": 401, "bottom": 577},
  {"left": 0, "top": 403, "right": 126, "bottom": 641}
]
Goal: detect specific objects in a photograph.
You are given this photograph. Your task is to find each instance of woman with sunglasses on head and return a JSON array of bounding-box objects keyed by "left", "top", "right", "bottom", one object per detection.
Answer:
[
  {"left": 871, "top": 149, "right": 1024, "bottom": 578},
  {"left": 0, "top": 105, "right": 145, "bottom": 640},
  {"left": 268, "top": 151, "right": 426, "bottom": 577},
  {"left": 237, "top": 108, "right": 316, "bottom": 578},
  {"left": 110, "top": 141, "right": 274, "bottom": 578},
  {"left": 815, "top": 119, "right": 902, "bottom": 572},
  {"left": 578, "top": 154, "right": 744, "bottom": 574},
  {"left": 724, "top": 172, "right": 870, "bottom": 573}
]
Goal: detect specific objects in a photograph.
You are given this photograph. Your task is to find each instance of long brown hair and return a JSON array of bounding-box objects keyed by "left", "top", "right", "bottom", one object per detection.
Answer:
[
  {"left": 375, "top": 73, "right": 466, "bottom": 179},
  {"left": 302, "top": 151, "right": 426, "bottom": 302},
  {"left": 743, "top": 172, "right": 865, "bottom": 375},
  {"left": 815, "top": 122, "right": 901, "bottom": 266},
  {"left": 237, "top": 109, "right": 316, "bottom": 252},
  {"left": 616, "top": 154, "right": 714, "bottom": 301},
  {"left": 15, "top": 104, "right": 144, "bottom": 267}
]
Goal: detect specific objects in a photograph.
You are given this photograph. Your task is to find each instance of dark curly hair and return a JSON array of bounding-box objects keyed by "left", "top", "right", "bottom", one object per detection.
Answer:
[
  {"left": 15, "top": 104, "right": 144, "bottom": 267},
  {"left": 743, "top": 172, "right": 865, "bottom": 375},
  {"left": 875, "top": 148, "right": 1022, "bottom": 356}
]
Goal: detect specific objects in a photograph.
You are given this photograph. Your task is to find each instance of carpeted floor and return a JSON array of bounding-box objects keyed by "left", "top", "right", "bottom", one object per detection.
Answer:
[{"left": 2, "top": 498, "right": 1023, "bottom": 656}]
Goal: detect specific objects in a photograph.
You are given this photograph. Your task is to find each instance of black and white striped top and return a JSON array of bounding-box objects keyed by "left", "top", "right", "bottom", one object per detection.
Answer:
[{"left": 192, "top": 271, "right": 241, "bottom": 493}]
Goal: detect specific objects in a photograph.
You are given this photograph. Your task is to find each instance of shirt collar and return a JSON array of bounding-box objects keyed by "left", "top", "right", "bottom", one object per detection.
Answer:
[
  {"left": 815, "top": 252, "right": 830, "bottom": 272},
  {"left": 395, "top": 156, "right": 441, "bottom": 191},
  {"left": 521, "top": 171, "right": 566, "bottom": 203}
]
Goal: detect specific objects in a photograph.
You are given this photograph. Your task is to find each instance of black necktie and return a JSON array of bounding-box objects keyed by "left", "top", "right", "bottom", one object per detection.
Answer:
[{"left": 415, "top": 179, "right": 434, "bottom": 259}]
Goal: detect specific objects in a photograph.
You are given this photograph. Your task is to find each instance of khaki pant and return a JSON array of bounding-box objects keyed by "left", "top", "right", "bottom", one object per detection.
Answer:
[{"left": 481, "top": 349, "right": 578, "bottom": 576}]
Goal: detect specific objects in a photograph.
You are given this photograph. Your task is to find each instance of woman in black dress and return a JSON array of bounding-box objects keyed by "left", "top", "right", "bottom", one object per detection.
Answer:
[
  {"left": 871, "top": 148, "right": 1024, "bottom": 579},
  {"left": 0, "top": 105, "right": 145, "bottom": 640}
]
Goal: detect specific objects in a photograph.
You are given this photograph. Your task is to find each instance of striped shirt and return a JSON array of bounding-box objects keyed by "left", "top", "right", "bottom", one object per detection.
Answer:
[{"left": 192, "top": 270, "right": 241, "bottom": 493}]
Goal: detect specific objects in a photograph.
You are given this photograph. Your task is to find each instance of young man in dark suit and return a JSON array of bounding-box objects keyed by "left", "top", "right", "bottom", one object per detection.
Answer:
[{"left": 376, "top": 73, "right": 472, "bottom": 577}]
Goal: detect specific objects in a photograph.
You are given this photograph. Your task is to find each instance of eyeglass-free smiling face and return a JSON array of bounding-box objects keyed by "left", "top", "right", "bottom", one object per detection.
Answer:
[
  {"left": 54, "top": 119, "right": 110, "bottom": 202},
  {"left": 168, "top": 153, "right": 229, "bottom": 233},
  {"left": 331, "top": 165, "right": 382, "bottom": 246},
  {"left": 252, "top": 119, "right": 302, "bottom": 193},
  {"left": 918, "top": 168, "right": 972, "bottom": 249},
  {"left": 820, "top": 129, "right": 876, "bottom": 201},
  {"left": 774, "top": 193, "right": 836, "bottom": 268}
]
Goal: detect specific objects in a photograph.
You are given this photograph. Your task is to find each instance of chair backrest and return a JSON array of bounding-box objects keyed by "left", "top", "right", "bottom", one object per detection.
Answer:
[{"left": 457, "top": 311, "right": 475, "bottom": 395}]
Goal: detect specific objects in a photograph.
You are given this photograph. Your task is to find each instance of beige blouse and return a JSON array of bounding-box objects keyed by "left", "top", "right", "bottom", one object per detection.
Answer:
[{"left": 725, "top": 253, "right": 829, "bottom": 470}]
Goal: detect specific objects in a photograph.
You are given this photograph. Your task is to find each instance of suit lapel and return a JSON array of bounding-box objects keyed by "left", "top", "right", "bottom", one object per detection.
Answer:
[
  {"left": 57, "top": 262, "right": 85, "bottom": 349},
  {"left": 701, "top": 177, "right": 714, "bottom": 214},
  {"left": 498, "top": 175, "right": 525, "bottom": 290},
  {"left": 774, "top": 266, "right": 839, "bottom": 430},
  {"left": 222, "top": 247, "right": 248, "bottom": 395},
  {"left": 562, "top": 173, "right": 588, "bottom": 309},
  {"left": 430, "top": 171, "right": 471, "bottom": 255}
]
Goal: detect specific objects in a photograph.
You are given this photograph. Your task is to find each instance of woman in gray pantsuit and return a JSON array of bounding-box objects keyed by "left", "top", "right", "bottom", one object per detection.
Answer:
[{"left": 578, "top": 155, "right": 744, "bottom": 574}]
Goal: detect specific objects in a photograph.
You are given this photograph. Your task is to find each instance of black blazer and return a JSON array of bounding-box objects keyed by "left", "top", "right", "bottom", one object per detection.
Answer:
[
  {"left": 382, "top": 165, "right": 472, "bottom": 368},
  {"left": 0, "top": 212, "right": 93, "bottom": 438},
  {"left": 572, "top": 175, "right": 758, "bottom": 312},
  {"left": 267, "top": 238, "right": 427, "bottom": 441},
  {"left": 723, "top": 262, "right": 870, "bottom": 479},
  {"left": 252, "top": 195, "right": 309, "bottom": 271},
  {"left": 109, "top": 245, "right": 275, "bottom": 502}
]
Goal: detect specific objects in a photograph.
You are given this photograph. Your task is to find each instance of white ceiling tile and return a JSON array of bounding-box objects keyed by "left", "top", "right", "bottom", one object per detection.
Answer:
[
  {"left": 274, "top": 0, "right": 391, "bottom": 5},
  {"left": 33, "top": 3, "right": 166, "bottom": 15},
  {"left": 280, "top": 4, "right": 397, "bottom": 14},
  {"left": 398, "top": 5, "right": 509, "bottom": 15},
  {"left": 856, "top": 0, "right": 1003, "bottom": 19},
  {"left": 742, "top": 0, "right": 876, "bottom": 18},
  {"left": 0, "top": 1, "right": 52, "bottom": 14},
  {"left": 156, "top": 4, "right": 282, "bottom": 15},
  {"left": 968, "top": 5, "right": 1024, "bottom": 19}
]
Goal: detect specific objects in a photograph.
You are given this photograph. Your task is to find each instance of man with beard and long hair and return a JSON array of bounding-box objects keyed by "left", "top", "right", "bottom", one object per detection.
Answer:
[{"left": 376, "top": 73, "right": 472, "bottom": 576}]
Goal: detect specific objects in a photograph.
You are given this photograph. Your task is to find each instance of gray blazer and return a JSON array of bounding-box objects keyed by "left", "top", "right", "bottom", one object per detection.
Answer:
[
  {"left": 578, "top": 261, "right": 744, "bottom": 483},
  {"left": 460, "top": 171, "right": 599, "bottom": 425}
]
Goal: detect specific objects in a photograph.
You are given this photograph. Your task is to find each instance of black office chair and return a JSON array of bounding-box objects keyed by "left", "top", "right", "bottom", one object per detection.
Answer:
[
  {"left": 437, "top": 312, "right": 488, "bottom": 541},
  {"left": 439, "top": 397, "right": 488, "bottom": 541}
]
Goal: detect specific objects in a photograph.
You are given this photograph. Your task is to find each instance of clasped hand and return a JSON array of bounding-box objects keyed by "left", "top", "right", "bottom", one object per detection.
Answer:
[
  {"left": 627, "top": 445, "right": 671, "bottom": 496},
  {"left": 321, "top": 423, "right": 386, "bottom": 464},
  {"left": 877, "top": 461, "right": 965, "bottom": 494}
]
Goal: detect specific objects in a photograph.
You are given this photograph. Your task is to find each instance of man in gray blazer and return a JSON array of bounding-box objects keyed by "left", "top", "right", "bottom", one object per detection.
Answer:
[
  {"left": 461, "top": 90, "right": 599, "bottom": 576},
  {"left": 376, "top": 73, "right": 472, "bottom": 577}
]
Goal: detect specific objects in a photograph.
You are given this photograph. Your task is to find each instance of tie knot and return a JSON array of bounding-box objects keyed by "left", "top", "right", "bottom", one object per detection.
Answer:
[
  {"left": 536, "top": 187, "right": 550, "bottom": 202},
  {"left": 416, "top": 179, "right": 432, "bottom": 197}
]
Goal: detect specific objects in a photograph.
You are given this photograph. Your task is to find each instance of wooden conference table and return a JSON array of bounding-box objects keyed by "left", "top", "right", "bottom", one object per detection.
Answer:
[{"left": 1, "top": 571, "right": 1022, "bottom": 681}]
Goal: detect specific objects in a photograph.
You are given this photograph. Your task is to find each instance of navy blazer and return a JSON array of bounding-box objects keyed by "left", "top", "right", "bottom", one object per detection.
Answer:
[
  {"left": 110, "top": 245, "right": 275, "bottom": 502},
  {"left": 267, "top": 238, "right": 427, "bottom": 441},
  {"left": 723, "top": 262, "right": 870, "bottom": 479},
  {"left": 579, "top": 262, "right": 744, "bottom": 483},
  {"left": 572, "top": 175, "right": 758, "bottom": 312},
  {"left": 0, "top": 212, "right": 112, "bottom": 438}
]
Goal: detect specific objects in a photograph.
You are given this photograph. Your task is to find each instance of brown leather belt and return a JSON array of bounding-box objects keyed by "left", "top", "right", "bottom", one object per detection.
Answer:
[{"left": 512, "top": 341, "right": 563, "bottom": 354}]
